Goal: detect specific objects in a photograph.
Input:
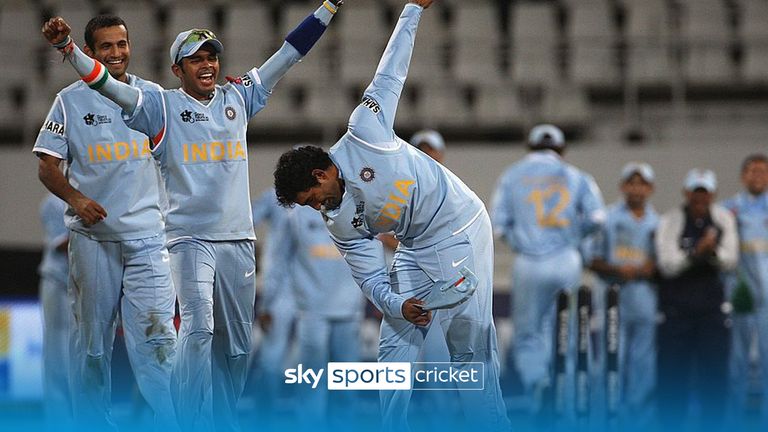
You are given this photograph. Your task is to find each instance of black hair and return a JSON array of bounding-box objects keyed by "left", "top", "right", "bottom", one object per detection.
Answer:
[
  {"left": 741, "top": 153, "right": 768, "bottom": 173},
  {"left": 84, "top": 15, "right": 128, "bottom": 51},
  {"left": 528, "top": 132, "right": 564, "bottom": 155},
  {"left": 274, "top": 146, "right": 334, "bottom": 207}
]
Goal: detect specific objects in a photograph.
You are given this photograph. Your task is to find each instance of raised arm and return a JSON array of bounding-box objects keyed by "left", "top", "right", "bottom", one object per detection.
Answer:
[
  {"left": 348, "top": 1, "right": 431, "bottom": 142},
  {"left": 258, "top": 1, "right": 342, "bottom": 90},
  {"left": 42, "top": 17, "right": 139, "bottom": 115}
]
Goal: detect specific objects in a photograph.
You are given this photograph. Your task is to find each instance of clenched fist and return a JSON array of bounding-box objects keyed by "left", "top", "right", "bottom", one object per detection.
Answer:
[{"left": 42, "top": 16, "right": 72, "bottom": 46}]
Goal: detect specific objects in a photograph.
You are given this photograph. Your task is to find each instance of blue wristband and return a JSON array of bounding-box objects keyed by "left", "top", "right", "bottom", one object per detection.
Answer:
[{"left": 285, "top": 15, "right": 327, "bottom": 57}]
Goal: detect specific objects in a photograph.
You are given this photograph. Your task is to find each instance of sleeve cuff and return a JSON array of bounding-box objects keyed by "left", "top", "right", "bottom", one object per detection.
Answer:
[
  {"left": 389, "top": 296, "right": 407, "bottom": 320},
  {"left": 33, "top": 147, "right": 65, "bottom": 160}
]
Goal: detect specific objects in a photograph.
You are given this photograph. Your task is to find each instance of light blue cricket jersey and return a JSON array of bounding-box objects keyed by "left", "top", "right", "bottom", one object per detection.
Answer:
[
  {"left": 265, "top": 205, "right": 363, "bottom": 319},
  {"left": 38, "top": 194, "right": 69, "bottom": 285},
  {"left": 33, "top": 75, "right": 164, "bottom": 241},
  {"left": 252, "top": 187, "right": 294, "bottom": 314},
  {"left": 125, "top": 68, "right": 270, "bottom": 242},
  {"left": 252, "top": 187, "right": 283, "bottom": 228},
  {"left": 592, "top": 200, "right": 658, "bottom": 293},
  {"left": 722, "top": 191, "right": 768, "bottom": 304},
  {"left": 491, "top": 151, "right": 606, "bottom": 256},
  {"left": 320, "top": 4, "right": 484, "bottom": 318}
]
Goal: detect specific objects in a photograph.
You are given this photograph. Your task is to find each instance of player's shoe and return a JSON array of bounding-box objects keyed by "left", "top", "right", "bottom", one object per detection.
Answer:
[{"left": 421, "top": 267, "right": 478, "bottom": 311}]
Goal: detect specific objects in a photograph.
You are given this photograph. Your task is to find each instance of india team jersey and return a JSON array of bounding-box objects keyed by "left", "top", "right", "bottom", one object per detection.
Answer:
[
  {"left": 591, "top": 201, "right": 659, "bottom": 320},
  {"left": 327, "top": 136, "right": 485, "bottom": 249},
  {"left": 722, "top": 192, "right": 768, "bottom": 303},
  {"left": 33, "top": 75, "right": 164, "bottom": 241},
  {"left": 318, "top": 4, "right": 485, "bottom": 317},
  {"left": 592, "top": 201, "right": 658, "bottom": 271},
  {"left": 265, "top": 205, "right": 363, "bottom": 318},
  {"left": 491, "top": 151, "right": 605, "bottom": 256},
  {"left": 125, "top": 68, "right": 270, "bottom": 242}
]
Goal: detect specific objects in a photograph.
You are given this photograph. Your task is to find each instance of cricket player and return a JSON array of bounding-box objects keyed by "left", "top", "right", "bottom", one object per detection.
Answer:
[
  {"left": 35, "top": 15, "right": 177, "bottom": 432},
  {"left": 264, "top": 202, "right": 365, "bottom": 429},
  {"left": 250, "top": 187, "right": 298, "bottom": 420},
  {"left": 589, "top": 162, "right": 658, "bottom": 425},
  {"left": 490, "top": 124, "right": 605, "bottom": 411},
  {"left": 42, "top": 2, "right": 342, "bottom": 430},
  {"left": 272, "top": 1, "right": 511, "bottom": 430},
  {"left": 38, "top": 193, "right": 72, "bottom": 431},
  {"left": 722, "top": 154, "right": 768, "bottom": 428}
]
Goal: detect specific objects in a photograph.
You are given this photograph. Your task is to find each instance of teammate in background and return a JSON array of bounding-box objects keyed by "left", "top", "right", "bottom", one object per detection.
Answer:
[
  {"left": 588, "top": 162, "right": 658, "bottom": 427},
  {"left": 490, "top": 124, "right": 605, "bottom": 413},
  {"left": 249, "top": 187, "right": 297, "bottom": 420},
  {"left": 655, "top": 169, "right": 738, "bottom": 431},
  {"left": 35, "top": 15, "right": 177, "bottom": 431},
  {"left": 42, "top": 2, "right": 342, "bottom": 430},
  {"left": 38, "top": 193, "right": 72, "bottom": 431},
  {"left": 410, "top": 129, "right": 445, "bottom": 163},
  {"left": 379, "top": 129, "right": 446, "bottom": 255},
  {"left": 721, "top": 154, "right": 768, "bottom": 429},
  {"left": 264, "top": 198, "right": 365, "bottom": 430},
  {"left": 273, "top": 2, "right": 511, "bottom": 430}
]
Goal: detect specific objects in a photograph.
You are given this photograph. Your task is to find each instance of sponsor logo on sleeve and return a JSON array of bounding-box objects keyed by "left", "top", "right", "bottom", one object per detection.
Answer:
[
  {"left": 361, "top": 96, "right": 381, "bottom": 114},
  {"left": 41, "top": 120, "right": 65, "bottom": 136}
]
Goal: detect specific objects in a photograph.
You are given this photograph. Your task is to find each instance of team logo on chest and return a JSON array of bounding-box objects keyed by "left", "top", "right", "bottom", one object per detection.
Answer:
[
  {"left": 360, "top": 167, "right": 375, "bottom": 182},
  {"left": 180, "top": 110, "right": 209, "bottom": 123},
  {"left": 83, "top": 112, "right": 112, "bottom": 126},
  {"left": 225, "top": 106, "right": 237, "bottom": 121}
]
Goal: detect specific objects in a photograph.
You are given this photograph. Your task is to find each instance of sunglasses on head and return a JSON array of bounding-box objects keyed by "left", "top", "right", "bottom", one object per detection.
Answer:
[{"left": 176, "top": 29, "right": 218, "bottom": 63}]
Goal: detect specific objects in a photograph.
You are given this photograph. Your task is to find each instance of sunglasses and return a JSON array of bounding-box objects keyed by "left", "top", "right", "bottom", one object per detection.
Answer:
[{"left": 176, "top": 29, "right": 218, "bottom": 64}]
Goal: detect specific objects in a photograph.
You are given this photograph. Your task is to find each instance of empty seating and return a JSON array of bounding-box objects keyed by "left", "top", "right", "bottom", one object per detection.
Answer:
[
  {"left": 511, "top": 2, "right": 560, "bottom": 86},
  {"left": 739, "top": 0, "right": 768, "bottom": 83},
  {"left": 624, "top": 0, "right": 676, "bottom": 85},
  {"left": 222, "top": 3, "right": 275, "bottom": 77},
  {"left": 567, "top": 0, "right": 620, "bottom": 86},
  {"left": 679, "top": 0, "right": 734, "bottom": 85},
  {"left": 540, "top": 84, "right": 589, "bottom": 128},
  {"left": 418, "top": 84, "right": 472, "bottom": 127},
  {"left": 0, "top": 4, "right": 45, "bottom": 87},
  {"left": 475, "top": 84, "right": 523, "bottom": 128},
  {"left": 407, "top": 3, "right": 449, "bottom": 85},
  {"left": 111, "top": 5, "right": 163, "bottom": 84},
  {"left": 338, "top": 4, "right": 387, "bottom": 86},
  {"left": 453, "top": 1, "right": 506, "bottom": 86}
]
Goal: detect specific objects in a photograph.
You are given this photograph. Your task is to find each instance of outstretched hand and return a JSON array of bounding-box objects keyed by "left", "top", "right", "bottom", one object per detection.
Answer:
[
  {"left": 42, "top": 16, "right": 71, "bottom": 45},
  {"left": 402, "top": 297, "right": 431, "bottom": 327},
  {"left": 410, "top": 0, "right": 434, "bottom": 8}
]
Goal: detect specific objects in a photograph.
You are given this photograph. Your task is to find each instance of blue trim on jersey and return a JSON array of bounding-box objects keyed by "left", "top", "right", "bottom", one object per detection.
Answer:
[{"left": 285, "top": 15, "right": 326, "bottom": 56}]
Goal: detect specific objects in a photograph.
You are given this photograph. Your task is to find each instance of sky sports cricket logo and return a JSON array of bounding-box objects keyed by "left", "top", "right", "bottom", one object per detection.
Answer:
[{"left": 284, "top": 362, "right": 484, "bottom": 391}]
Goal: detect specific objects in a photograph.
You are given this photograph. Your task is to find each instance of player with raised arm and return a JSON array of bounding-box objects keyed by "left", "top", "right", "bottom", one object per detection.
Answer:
[
  {"left": 43, "top": 2, "right": 343, "bottom": 431},
  {"left": 35, "top": 15, "right": 177, "bottom": 432},
  {"left": 272, "top": 1, "right": 510, "bottom": 430}
]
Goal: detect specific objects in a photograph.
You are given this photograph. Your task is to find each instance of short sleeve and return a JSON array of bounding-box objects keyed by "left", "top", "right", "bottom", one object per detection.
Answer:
[
  {"left": 33, "top": 96, "right": 68, "bottom": 161},
  {"left": 230, "top": 68, "right": 271, "bottom": 119}
]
